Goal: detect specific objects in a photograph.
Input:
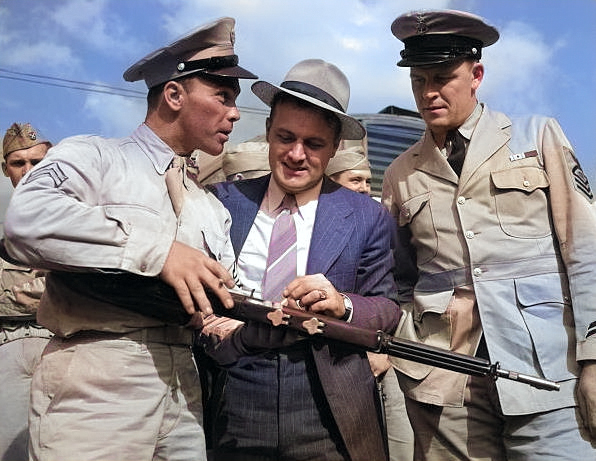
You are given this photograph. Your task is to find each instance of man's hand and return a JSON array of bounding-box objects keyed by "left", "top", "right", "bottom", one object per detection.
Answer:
[
  {"left": 578, "top": 361, "right": 596, "bottom": 440},
  {"left": 283, "top": 273, "right": 346, "bottom": 319},
  {"left": 367, "top": 352, "right": 393, "bottom": 379},
  {"left": 159, "top": 241, "right": 235, "bottom": 316}
]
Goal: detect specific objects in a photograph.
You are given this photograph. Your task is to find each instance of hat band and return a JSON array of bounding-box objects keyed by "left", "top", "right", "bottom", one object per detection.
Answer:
[
  {"left": 401, "top": 34, "right": 483, "bottom": 63},
  {"left": 177, "top": 54, "right": 239, "bottom": 73},
  {"left": 281, "top": 81, "right": 344, "bottom": 112}
]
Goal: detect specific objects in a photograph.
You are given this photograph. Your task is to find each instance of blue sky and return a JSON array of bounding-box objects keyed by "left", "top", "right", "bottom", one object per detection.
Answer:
[{"left": 1, "top": 0, "right": 595, "bottom": 217}]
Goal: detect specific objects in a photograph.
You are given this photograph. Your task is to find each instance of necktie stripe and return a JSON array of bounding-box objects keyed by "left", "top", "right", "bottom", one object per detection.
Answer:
[{"left": 261, "top": 195, "right": 298, "bottom": 302}]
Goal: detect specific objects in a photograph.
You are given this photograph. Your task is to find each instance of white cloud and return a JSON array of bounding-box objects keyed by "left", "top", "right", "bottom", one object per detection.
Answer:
[
  {"left": 50, "top": 0, "right": 140, "bottom": 58},
  {"left": 83, "top": 93, "right": 146, "bottom": 138},
  {"left": 478, "top": 20, "right": 560, "bottom": 116}
]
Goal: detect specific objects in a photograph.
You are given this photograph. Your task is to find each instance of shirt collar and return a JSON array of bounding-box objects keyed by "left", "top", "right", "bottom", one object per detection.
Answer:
[
  {"left": 130, "top": 123, "right": 176, "bottom": 174},
  {"left": 262, "top": 176, "right": 322, "bottom": 217},
  {"left": 457, "top": 102, "right": 484, "bottom": 141}
]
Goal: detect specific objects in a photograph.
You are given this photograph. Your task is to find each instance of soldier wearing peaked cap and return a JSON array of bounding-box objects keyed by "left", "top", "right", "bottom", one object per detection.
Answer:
[
  {"left": 3, "top": 17, "right": 257, "bottom": 461},
  {"left": 382, "top": 9, "right": 596, "bottom": 460},
  {"left": 0, "top": 122, "right": 53, "bottom": 461}
]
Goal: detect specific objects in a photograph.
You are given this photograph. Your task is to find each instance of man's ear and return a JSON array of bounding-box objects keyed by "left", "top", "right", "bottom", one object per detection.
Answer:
[
  {"left": 2, "top": 162, "right": 8, "bottom": 177},
  {"left": 163, "top": 81, "right": 184, "bottom": 111},
  {"left": 471, "top": 62, "right": 484, "bottom": 90}
]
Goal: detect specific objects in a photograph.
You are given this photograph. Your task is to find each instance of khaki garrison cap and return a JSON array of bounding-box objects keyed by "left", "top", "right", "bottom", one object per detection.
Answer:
[
  {"left": 392, "top": 9, "right": 499, "bottom": 67},
  {"left": 326, "top": 137, "right": 370, "bottom": 176},
  {"left": 2, "top": 122, "right": 51, "bottom": 159},
  {"left": 123, "top": 17, "right": 257, "bottom": 88},
  {"left": 223, "top": 136, "right": 270, "bottom": 180}
]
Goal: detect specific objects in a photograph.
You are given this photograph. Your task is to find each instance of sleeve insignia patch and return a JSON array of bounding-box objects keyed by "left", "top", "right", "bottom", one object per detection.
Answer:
[
  {"left": 23, "top": 162, "right": 68, "bottom": 188},
  {"left": 564, "top": 147, "right": 593, "bottom": 203}
]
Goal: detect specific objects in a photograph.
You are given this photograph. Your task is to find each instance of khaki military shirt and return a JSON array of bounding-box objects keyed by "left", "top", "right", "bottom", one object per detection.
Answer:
[{"left": 382, "top": 105, "right": 596, "bottom": 414}]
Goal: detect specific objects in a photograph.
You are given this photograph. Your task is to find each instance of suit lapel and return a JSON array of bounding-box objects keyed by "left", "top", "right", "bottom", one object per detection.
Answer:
[
  {"left": 306, "top": 178, "right": 355, "bottom": 275},
  {"left": 225, "top": 175, "right": 270, "bottom": 258}
]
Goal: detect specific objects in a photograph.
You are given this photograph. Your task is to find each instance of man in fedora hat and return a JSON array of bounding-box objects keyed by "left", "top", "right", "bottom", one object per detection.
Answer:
[
  {"left": 200, "top": 59, "right": 399, "bottom": 461},
  {"left": 3, "top": 17, "right": 257, "bottom": 461},
  {"left": 382, "top": 9, "right": 596, "bottom": 460},
  {"left": 0, "top": 122, "right": 53, "bottom": 461}
]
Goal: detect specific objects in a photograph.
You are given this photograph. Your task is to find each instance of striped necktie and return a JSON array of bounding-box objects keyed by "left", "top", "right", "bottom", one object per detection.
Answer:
[{"left": 261, "top": 194, "right": 298, "bottom": 302}]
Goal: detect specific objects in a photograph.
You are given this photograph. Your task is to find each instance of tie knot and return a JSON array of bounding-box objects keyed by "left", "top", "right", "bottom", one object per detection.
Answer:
[
  {"left": 280, "top": 194, "right": 298, "bottom": 214},
  {"left": 169, "top": 155, "right": 184, "bottom": 170}
]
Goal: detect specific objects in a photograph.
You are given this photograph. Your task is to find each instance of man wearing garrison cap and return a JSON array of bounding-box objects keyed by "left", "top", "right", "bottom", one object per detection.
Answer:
[
  {"left": 382, "top": 9, "right": 596, "bottom": 460},
  {"left": 326, "top": 137, "right": 372, "bottom": 195},
  {"left": 3, "top": 17, "right": 257, "bottom": 461},
  {"left": 0, "top": 122, "right": 52, "bottom": 461}
]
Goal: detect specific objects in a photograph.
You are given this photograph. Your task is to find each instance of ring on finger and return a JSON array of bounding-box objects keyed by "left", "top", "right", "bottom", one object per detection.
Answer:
[{"left": 296, "top": 299, "right": 303, "bottom": 309}]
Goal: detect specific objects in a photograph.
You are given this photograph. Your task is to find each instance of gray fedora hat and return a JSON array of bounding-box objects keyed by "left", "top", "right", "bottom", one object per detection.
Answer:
[{"left": 251, "top": 59, "right": 365, "bottom": 140}]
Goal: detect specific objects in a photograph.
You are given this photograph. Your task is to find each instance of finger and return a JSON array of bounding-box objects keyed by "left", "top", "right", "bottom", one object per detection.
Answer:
[
  {"left": 187, "top": 280, "right": 213, "bottom": 315},
  {"left": 170, "top": 281, "right": 197, "bottom": 315}
]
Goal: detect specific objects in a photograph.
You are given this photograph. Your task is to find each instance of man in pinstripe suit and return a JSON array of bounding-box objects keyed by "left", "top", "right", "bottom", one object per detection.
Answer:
[{"left": 201, "top": 59, "right": 400, "bottom": 461}]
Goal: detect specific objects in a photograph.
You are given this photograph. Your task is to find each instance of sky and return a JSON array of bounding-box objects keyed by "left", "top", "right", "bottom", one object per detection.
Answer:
[{"left": 1, "top": 0, "right": 595, "bottom": 219}]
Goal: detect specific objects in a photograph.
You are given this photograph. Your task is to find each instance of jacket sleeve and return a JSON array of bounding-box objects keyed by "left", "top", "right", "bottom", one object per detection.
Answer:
[
  {"left": 3, "top": 137, "right": 173, "bottom": 276},
  {"left": 540, "top": 117, "right": 596, "bottom": 360}
]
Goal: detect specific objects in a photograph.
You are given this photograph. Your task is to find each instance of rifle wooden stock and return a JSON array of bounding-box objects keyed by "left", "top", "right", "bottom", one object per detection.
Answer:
[{"left": 52, "top": 271, "right": 560, "bottom": 391}]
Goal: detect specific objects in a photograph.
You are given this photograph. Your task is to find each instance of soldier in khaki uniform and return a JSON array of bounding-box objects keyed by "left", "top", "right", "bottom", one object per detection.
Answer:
[
  {"left": 3, "top": 18, "right": 257, "bottom": 461},
  {"left": 382, "top": 9, "right": 596, "bottom": 460},
  {"left": 0, "top": 123, "right": 53, "bottom": 461}
]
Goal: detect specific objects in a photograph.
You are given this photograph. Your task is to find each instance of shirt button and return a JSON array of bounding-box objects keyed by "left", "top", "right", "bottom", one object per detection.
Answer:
[
  {"left": 457, "top": 196, "right": 466, "bottom": 205},
  {"left": 473, "top": 267, "right": 483, "bottom": 277},
  {"left": 465, "top": 230, "right": 475, "bottom": 239},
  {"left": 523, "top": 180, "right": 530, "bottom": 187},
  {"left": 140, "top": 264, "right": 147, "bottom": 272}
]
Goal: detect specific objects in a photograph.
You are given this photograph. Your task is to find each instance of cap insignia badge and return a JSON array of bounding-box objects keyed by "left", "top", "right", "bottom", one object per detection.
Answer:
[{"left": 415, "top": 13, "right": 428, "bottom": 34}]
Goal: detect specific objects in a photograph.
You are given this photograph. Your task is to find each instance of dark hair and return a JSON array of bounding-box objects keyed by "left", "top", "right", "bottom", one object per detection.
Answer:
[{"left": 269, "top": 92, "right": 342, "bottom": 144}]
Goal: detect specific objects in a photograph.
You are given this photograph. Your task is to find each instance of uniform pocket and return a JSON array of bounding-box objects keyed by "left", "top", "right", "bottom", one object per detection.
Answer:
[
  {"left": 491, "top": 166, "right": 551, "bottom": 238},
  {"left": 398, "top": 192, "right": 438, "bottom": 265},
  {"left": 515, "top": 274, "right": 578, "bottom": 380}
]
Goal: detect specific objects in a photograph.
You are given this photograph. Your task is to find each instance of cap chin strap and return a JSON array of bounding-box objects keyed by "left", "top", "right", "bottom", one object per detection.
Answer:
[{"left": 177, "top": 54, "right": 239, "bottom": 73}]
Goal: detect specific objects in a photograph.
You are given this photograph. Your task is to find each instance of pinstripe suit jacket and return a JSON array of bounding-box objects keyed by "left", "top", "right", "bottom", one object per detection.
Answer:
[{"left": 210, "top": 175, "right": 400, "bottom": 461}]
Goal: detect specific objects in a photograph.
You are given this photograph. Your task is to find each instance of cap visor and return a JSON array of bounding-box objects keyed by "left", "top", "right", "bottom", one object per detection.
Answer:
[{"left": 206, "top": 65, "right": 258, "bottom": 79}]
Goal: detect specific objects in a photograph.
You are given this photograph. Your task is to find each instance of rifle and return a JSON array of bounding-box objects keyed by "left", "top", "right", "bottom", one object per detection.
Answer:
[{"left": 51, "top": 271, "right": 560, "bottom": 392}]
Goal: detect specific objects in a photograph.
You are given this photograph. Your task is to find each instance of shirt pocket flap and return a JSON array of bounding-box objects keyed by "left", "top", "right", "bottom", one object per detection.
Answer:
[
  {"left": 398, "top": 192, "right": 430, "bottom": 227},
  {"left": 491, "top": 166, "right": 549, "bottom": 193}
]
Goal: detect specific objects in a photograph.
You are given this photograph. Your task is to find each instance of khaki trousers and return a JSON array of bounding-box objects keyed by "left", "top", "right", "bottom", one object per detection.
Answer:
[
  {"left": 405, "top": 375, "right": 595, "bottom": 461},
  {"left": 29, "top": 330, "right": 206, "bottom": 461}
]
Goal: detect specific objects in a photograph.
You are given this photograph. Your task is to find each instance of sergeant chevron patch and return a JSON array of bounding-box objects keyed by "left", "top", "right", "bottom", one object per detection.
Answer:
[
  {"left": 587, "top": 321, "right": 596, "bottom": 339},
  {"left": 564, "top": 147, "right": 594, "bottom": 203},
  {"left": 24, "top": 161, "right": 68, "bottom": 188}
]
